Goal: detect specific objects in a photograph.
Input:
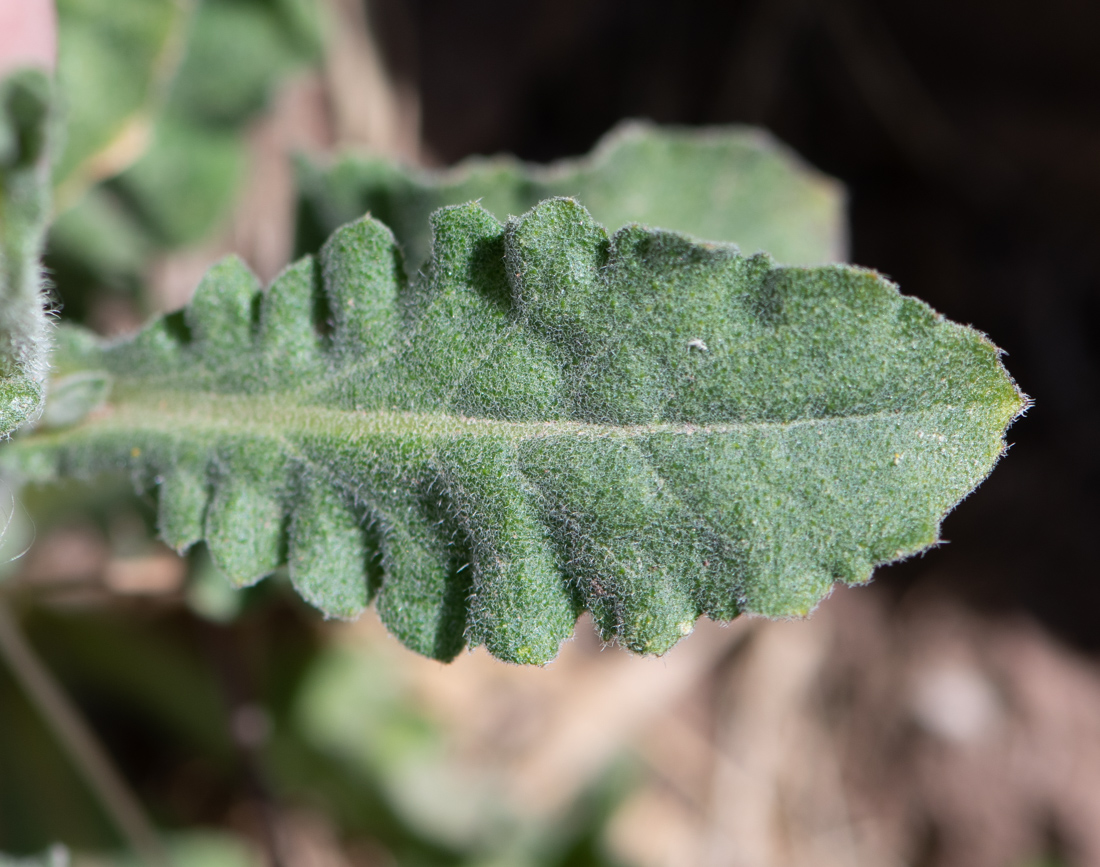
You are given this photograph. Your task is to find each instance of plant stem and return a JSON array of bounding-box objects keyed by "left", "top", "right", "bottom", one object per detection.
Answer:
[{"left": 0, "top": 599, "right": 169, "bottom": 867}]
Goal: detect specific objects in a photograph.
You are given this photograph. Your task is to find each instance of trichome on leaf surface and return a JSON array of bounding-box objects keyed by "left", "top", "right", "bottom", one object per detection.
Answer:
[
  {"left": 3, "top": 179, "right": 1026, "bottom": 663},
  {"left": 0, "top": 70, "right": 51, "bottom": 436}
]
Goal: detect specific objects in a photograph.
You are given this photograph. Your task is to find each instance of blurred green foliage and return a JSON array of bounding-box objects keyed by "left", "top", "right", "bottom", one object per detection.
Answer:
[
  {"left": 51, "top": 0, "right": 180, "bottom": 188},
  {"left": 296, "top": 120, "right": 847, "bottom": 273},
  {"left": 47, "top": 0, "right": 322, "bottom": 324}
]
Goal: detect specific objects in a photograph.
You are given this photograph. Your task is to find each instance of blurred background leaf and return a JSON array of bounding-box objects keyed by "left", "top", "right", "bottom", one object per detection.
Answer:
[
  {"left": 294, "top": 120, "right": 847, "bottom": 272},
  {"left": 47, "top": 0, "right": 321, "bottom": 326}
]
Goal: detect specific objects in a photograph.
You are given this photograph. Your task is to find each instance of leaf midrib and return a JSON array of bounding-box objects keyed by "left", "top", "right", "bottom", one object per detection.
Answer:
[{"left": 64, "top": 388, "right": 1000, "bottom": 444}]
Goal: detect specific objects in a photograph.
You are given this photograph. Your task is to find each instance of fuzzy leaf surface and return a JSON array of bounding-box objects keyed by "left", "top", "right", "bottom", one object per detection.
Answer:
[
  {"left": 296, "top": 120, "right": 846, "bottom": 272},
  {"left": 5, "top": 199, "right": 1024, "bottom": 663},
  {"left": 1, "top": 71, "right": 52, "bottom": 436}
]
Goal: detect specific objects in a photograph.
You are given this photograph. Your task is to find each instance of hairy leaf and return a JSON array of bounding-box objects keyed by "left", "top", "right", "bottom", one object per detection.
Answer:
[
  {"left": 1, "top": 71, "right": 52, "bottom": 436},
  {"left": 4, "top": 199, "right": 1025, "bottom": 663},
  {"left": 295, "top": 120, "right": 846, "bottom": 272}
]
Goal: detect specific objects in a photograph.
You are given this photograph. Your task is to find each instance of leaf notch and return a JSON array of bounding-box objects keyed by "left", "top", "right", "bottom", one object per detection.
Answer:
[{"left": 7, "top": 198, "right": 1027, "bottom": 664}]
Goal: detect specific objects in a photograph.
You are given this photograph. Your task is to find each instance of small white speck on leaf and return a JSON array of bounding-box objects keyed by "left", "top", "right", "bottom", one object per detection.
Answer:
[{"left": 687, "top": 338, "right": 708, "bottom": 352}]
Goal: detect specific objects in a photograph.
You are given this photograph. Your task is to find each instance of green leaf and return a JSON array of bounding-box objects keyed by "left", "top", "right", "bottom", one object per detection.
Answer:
[
  {"left": 110, "top": 832, "right": 258, "bottom": 867},
  {"left": 41, "top": 185, "right": 152, "bottom": 302},
  {"left": 167, "top": 0, "right": 318, "bottom": 127},
  {"left": 1, "top": 70, "right": 52, "bottom": 436},
  {"left": 46, "top": 0, "right": 322, "bottom": 319},
  {"left": 3, "top": 199, "right": 1025, "bottom": 664},
  {"left": 37, "top": 371, "right": 112, "bottom": 430},
  {"left": 295, "top": 120, "right": 847, "bottom": 272},
  {"left": 111, "top": 115, "right": 246, "bottom": 246},
  {"left": 53, "top": 0, "right": 183, "bottom": 191},
  {"left": 53, "top": 0, "right": 318, "bottom": 194}
]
